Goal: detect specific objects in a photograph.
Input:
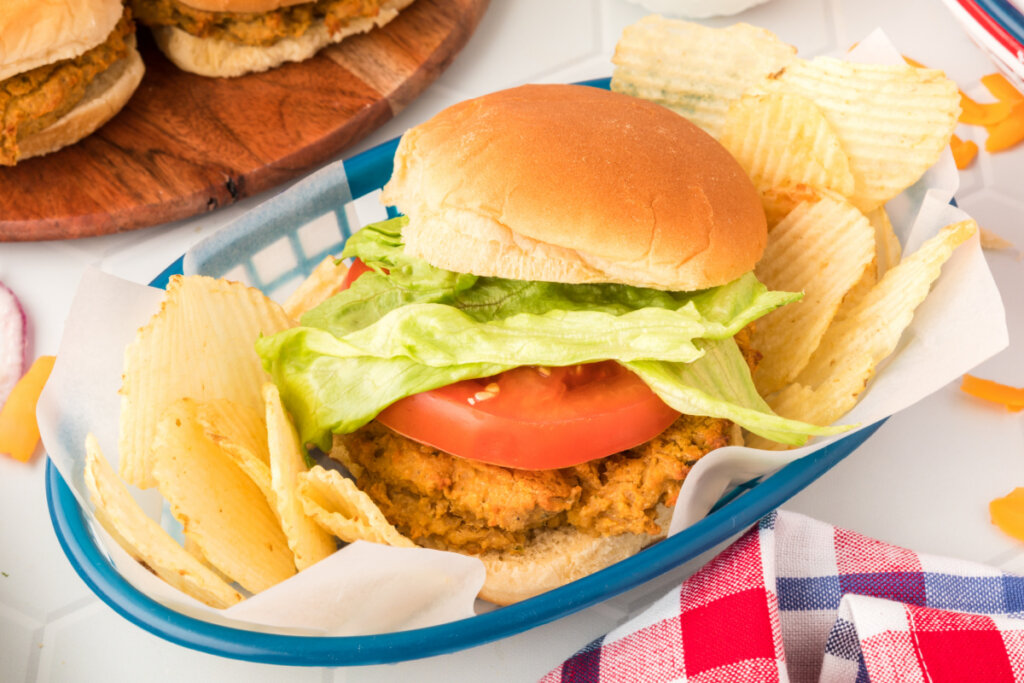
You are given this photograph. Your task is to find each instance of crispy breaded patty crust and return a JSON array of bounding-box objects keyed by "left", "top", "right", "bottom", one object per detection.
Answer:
[
  {"left": 0, "top": 10, "right": 134, "bottom": 166},
  {"left": 132, "top": 0, "right": 386, "bottom": 46},
  {"left": 334, "top": 414, "right": 734, "bottom": 555}
]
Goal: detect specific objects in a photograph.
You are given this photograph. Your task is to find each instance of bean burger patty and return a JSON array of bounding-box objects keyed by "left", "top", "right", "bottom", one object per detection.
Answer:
[{"left": 0, "top": 10, "right": 134, "bottom": 166}]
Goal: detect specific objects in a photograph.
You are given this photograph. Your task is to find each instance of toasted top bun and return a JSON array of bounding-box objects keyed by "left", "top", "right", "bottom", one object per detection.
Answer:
[
  {"left": 0, "top": 0, "right": 124, "bottom": 81},
  {"left": 17, "top": 39, "right": 144, "bottom": 163},
  {"left": 382, "top": 84, "right": 768, "bottom": 292}
]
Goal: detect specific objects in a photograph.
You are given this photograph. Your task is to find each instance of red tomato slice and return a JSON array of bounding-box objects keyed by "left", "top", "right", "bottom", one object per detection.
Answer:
[
  {"left": 337, "top": 258, "right": 680, "bottom": 469},
  {"left": 377, "top": 362, "right": 680, "bottom": 469},
  {"left": 336, "top": 258, "right": 373, "bottom": 292}
]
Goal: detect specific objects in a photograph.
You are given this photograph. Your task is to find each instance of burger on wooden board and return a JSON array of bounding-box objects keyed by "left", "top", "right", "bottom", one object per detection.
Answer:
[
  {"left": 0, "top": 0, "right": 144, "bottom": 166},
  {"left": 257, "top": 84, "right": 839, "bottom": 604},
  {"left": 130, "top": 0, "right": 415, "bottom": 77}
]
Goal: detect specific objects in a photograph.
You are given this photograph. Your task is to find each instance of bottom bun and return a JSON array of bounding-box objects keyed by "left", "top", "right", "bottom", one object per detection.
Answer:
[
  {"left": 476, "top": 423, "right": 742, "bottom": 605},
  {"left": 19, "top": 40, "right": 145, "bottom": 163},
  {"left": 152, "top": 0, "right": 415, "bottom": 78},
  {"left": 477, "top": 505, "right": 672, "bottom": 606}
]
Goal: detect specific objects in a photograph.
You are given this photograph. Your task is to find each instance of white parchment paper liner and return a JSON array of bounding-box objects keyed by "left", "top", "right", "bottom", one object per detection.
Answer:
[
  {"left": 38, "top": 267, "right": 487, "bottom": 635},
  {"left": 37, "top": 29, "right": 1007, "bottom": 636}
]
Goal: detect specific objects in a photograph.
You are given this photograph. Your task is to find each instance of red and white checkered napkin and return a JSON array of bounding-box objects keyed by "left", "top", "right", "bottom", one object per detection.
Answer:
[{"left": 542, "top": 510, "right": 1024, "bottom": 682}]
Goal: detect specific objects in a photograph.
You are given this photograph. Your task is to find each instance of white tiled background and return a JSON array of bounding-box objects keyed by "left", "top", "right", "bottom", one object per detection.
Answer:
[{"left": 2, "top": 0, "right": 1023, "bottom": 680}]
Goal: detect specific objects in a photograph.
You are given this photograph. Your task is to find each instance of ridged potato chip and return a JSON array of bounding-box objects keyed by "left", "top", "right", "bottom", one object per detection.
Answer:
[
  {"left": 283, "top": 255, "right": 349, "bottom": 319},
  {"left": 119, "top": 276, "right": 294, "bottom": 488},
  {"left": 195, "top": 399, "right": 273, "bottom": 502},
  {"left": 195, "top": 398, "right": 269, "bottom": 464},
  {"left": 835, "top": 257, "right": 879, "bottom": 321},
  {"left": 183, "top": 535, "right": 235, "bottom": 586},
  {"left": 752, "top": 57, "right": 960, "bottom": 211},
  {"left": 721, "top": 92, "right": 855, "bottom": 200},
  {"left": 795, "top": 220, "right": 976, "bottom": 388},
  {"left": 263, "top": 383, "right": 337, "bottom": 571},
  {"left": 760, "top": 184, "right": 823, "bottom": 229},
  {"left": 751, "top": 220, "right": 977, "bottom": 444},
  {"left": 866, "top": 206, "right": 903, "bottom": 280},
  {"left": 297, "top": 464, "right": 415, "bottom": 548},
  {"left": 84, "top": 434, "right": 243, "bottom": 609},
  {"left": 746, "top": 352, "right": 877, "bottom": 451},
  {"left": 751, "top": 193, "right": 876, "bottom": 396},
  {"left": 611, "top": 16, "right": 796, "bottom": 138},
  {"left": 152, "top": 398, "right": 296, "bottom": 594},
  {"left": 834, "top": 206, "right": 900, "bottom": 318}
]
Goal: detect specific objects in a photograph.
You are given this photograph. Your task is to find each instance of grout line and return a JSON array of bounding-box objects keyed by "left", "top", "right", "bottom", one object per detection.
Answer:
[
  {"left": 983, "top": 546, "right": 1024, "bottom": 571},
  {"left": 823, "top": 0, "right": 845, "bottom": 57},
  {"left": 517, "top": 51, "right": 609, "bottom": 85},
  {"left": 44, "top": 596, "right": 99, "bottom": 624},
  {"left": 32, "top": 601, "right": 104, "bottom": 683},
  {"left": 0, "top": 602, "right": 43, "bottom": 683},
  {"left": 25, "top": 623, "right": 43, "bottom": 683},
  {"left": 819, "top": 0, "right": 845, "bottom": 57},
  {"left": 592, "top": 0, "right": 606, "bottom": 55}
]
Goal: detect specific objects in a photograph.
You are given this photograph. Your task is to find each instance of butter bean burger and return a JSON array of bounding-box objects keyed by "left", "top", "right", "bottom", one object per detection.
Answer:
[
  {"left": 257, "top": 84, "right": 841, "bottom": 603},
  {"left": 0, "top": 0, "right": 144, "bottom": 166}
]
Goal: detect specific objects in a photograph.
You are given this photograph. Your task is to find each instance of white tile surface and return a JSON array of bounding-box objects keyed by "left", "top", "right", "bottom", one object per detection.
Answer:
[
  {"left": 435, "top": 0, "right": 601, "bottom": 93},
  {"left": 0, "top": 457, "right": 95, "bottom": 622},
  {"left": 0, "top": 604, "right": 43, "bottom": 683},
  {"left": 3, "top": 0, "right": 1024, "bottom": 681},
  {"left": 37, "top": 602, "right": 327, "bottom": 683}
]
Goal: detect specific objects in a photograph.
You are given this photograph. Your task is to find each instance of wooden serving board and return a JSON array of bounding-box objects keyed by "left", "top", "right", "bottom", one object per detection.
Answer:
[{"left": 0, "top": 0, "right": 488, "bottom": 241}]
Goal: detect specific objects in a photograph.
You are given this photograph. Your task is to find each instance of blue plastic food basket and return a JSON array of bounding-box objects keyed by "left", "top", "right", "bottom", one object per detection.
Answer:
[{"left": 45, "top": 79, "right": 884, "bottom": 667}]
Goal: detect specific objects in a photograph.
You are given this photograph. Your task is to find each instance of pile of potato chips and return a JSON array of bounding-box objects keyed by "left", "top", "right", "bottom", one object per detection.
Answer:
[
  {"left": 613, "top": 16, "right": 977, "bottom": 447},
  {"left": 85, "top": 275, "right": 410, "bottom": 608}
]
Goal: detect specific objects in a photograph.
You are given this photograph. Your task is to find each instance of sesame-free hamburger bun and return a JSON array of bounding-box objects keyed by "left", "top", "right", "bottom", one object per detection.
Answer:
[
  {"left": 381, "top": 83, "right": 768, "bottom": 292},
  {"left": 0, "top": 0, "right": 144, "bottom": 165},
  {"left": 335, "top": 84, "right": 763, "bottom": 604}
]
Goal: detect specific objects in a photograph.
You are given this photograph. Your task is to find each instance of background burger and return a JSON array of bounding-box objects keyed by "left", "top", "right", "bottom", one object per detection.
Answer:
[
  {"left": 0, "top": 0, "right": 144, "bottom": 166},
  {"left": 258, "top": 84, "right": 838, "bottom": 604},
  {"left": 130, "top": 0, "right": 414, "bottom": 78}
]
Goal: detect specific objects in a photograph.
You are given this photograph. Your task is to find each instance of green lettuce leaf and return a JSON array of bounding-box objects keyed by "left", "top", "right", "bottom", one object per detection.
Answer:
[
  {"left": 626, "top": 341, "right": 845, "bottom": 445},
  {"left": 258, "top": 217, "right": 844, "bottom": 453},
  {"left": 257, "top": 326, "right": 512, "bottom": 451},
  {"left": 306, "top": 216, "right": 797, "bottom": 338}
]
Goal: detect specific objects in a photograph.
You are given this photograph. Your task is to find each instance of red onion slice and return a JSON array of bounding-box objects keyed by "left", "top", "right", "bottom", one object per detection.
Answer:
[{"left": 0, "top": 282, "right": 27, "bottom": 407}]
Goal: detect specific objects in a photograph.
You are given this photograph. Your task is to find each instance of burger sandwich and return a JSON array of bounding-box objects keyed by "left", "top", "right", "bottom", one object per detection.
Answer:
[
  {"left": 130, "top": 0, "right": 415, "bottom": 78},
  {"left": 0, "top": 0, "right": 144, "bottom": 166},
  {"left": 257, "top": 84, "right": 840, "bottom": 604}
]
